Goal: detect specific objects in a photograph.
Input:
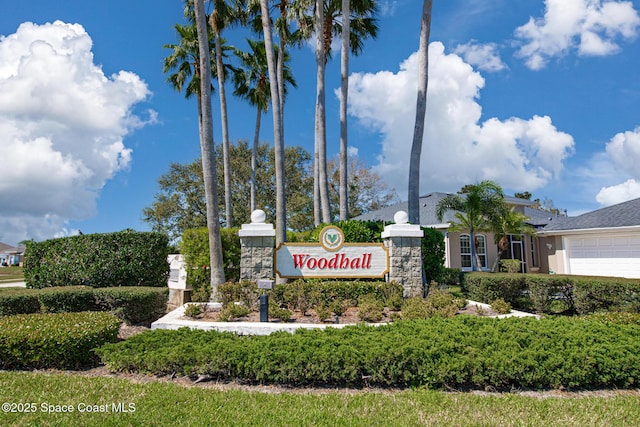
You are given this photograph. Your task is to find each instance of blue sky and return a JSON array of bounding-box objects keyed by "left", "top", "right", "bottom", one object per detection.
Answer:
[{"left": 1, "top": 0, "right": 640, "bottom": 245}]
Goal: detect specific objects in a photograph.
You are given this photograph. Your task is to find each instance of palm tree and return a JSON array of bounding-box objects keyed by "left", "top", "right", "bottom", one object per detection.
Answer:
[
  {"left": 339, "top": 0, "right": 350, "bottom": 221},
  {"left": 489, "top": 205, "right": 536, "bottom": 272},
  {"left": 193, "top": 0, "right": 226, "bottom": 296},
  {"left": 307, "top": 0, "right": 378, "bottom": 224},
  {"left": 314, "top": 0, "right": 331, "bottom": 224},
  {"left": 436, "top": 180, "right": 505, "bottom": 272},
  {"left": 408, "top": 0, "right": 433, "bottom": 225},
  {"left": 259, "top": 0, "right": 286, "bottom": 246},
  {"left": 233, "top": 39, "right": 296, "bottom": 211},
  {"left": 209, "top": 0, "right": 245, "bottom": 228}
]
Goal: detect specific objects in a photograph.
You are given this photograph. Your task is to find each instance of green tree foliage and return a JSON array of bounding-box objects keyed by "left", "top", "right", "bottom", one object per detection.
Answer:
[
  {"left": 143, "top": 142, "right": 398, "bottom": 239},
  {"left": 421, "top": 227, "right": 445, "bottom": 286}
]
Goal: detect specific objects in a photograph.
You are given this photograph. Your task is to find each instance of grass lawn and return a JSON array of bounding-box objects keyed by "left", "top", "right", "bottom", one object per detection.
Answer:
[
  {"left": 0, "top": 266, "right": 23, "bottom": 283},
  {"left": 1, "top": 371, "right": 638, "bottom": 426}
]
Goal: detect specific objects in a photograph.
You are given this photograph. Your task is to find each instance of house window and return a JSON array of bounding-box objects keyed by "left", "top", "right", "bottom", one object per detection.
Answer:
[
  {"left": 530, "top": 237, "right": 539, "bottom": 268},
  {"left": 460, "top": 234, "right": 487, "bottom": 270}
]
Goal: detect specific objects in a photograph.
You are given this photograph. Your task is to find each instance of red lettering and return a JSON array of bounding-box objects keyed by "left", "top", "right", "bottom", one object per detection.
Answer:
[
  {"left": 307, "top": 258, "right": 317, "bottom": 269},
  {"left": 292, "top": 254, "right": 309, "bottom": 269},
  {"left": 340, "top": 254, "right": 349, "bottom": 268},
  {"left": 350, "top": 258, "right": 361, "bottom": 269},
  {"left": 364, "top": 253, "right": 371, "bottom": 269},
  {"left": 317, "top": 258, "right": 328, "bottom": 269}
]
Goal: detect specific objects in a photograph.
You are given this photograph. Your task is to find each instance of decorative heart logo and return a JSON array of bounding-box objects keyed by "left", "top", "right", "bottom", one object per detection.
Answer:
[{"left": 327, "top": 233, "right": 338, "bottom": 244}]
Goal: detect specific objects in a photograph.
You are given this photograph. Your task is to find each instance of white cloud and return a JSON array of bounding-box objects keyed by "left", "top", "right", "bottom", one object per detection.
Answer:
[
  {"left": 596, "top": 179, "right": 640, "bottom": 205},
  {"left": 0, "top": 21, "right": 153, "bottom": 245},
  {"left": 347, "top": 42, "right": 575, "bottom": 199},
  {"left": 590, "top": 127, "right": 640, "bottom": 206},
  {"left": 514, "top": 0, "right": 640, "bottom": 70},
  {"left": 453, "top": 41, "right": 507, "bottom": 72},
  {"left": 605, "top": 126, "right": 640, "bottom": 179}
]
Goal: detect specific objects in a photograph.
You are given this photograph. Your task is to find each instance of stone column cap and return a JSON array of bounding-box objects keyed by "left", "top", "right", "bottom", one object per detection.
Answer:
[
  {"left": 238, "top": 209, "right": 276, "bottom": 237},
  {"left": 381, "top": 210, "right": 423, "bottom": 238}
]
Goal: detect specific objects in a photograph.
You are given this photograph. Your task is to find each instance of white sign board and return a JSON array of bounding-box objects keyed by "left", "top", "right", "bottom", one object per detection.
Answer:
[{"left": 275, "top": 226, "right": 389, "bottom": 279}]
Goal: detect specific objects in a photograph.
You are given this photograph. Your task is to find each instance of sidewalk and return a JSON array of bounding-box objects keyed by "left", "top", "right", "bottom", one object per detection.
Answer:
[{"left": 0, "top": 281, "right": 26, "bottom": 288}]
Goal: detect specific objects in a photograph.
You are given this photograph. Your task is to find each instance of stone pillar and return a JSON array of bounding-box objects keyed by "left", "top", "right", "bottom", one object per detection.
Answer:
[
  {"left": 167, "top": 254, "right": 191, "bottom": 311},
  {"left": 238, "top": 210, "right": 276, "bottom": 281},
  {"left": 381, "top": 211, "right": 424, "bottom": 298}
]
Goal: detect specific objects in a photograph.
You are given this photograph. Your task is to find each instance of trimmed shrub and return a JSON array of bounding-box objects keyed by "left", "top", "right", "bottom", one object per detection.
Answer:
[
  {"left": 465, "top": 273, "right": 526, "bottom": 305},
  {"left": 93, "top": 287, "right": 169, "bottom": 325},
  {"left": 0, "top": 311, "right": 121, "bottom": 369},
  {"left": 0, "top": 289, "right": 41, "bottom": 316},
  {"left": 216, "top": 280, "right": 260, "bottom": 310},
  {"left": 357, "top": 294, "right": 384, "bottom": 322},
  {"left": 490, "top": 298, "right": 512, "bottom": 314},
  {"left": 97, "top": 316, "right": 640, "bottom": 390},
  {"left": 0, "top": 286, "right": 168, "bottom": 324},
  {"left": 466, "top": 273, "right": 640, "bottom": 315},
  {"left": 37, "top": 286, "right": 97, "bottom": 313},
  {"left": 24, "top": 230, "right": 169, "bottom": 288}
]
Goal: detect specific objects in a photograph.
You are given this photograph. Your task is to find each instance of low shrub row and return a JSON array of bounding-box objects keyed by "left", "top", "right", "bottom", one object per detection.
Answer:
[
  {"left": 0, "top": 286, "right": 169, "bottom": 324},
  {"left": 270, "top": 279, "right": 404, "bottom": 312},
  {"left": 97, "top": 316, "right": 640, "bottom": 390},
  {"left": 0, "top": 311, "right": 121, "bottom": 370},
  {"left": 465, "top": 273, "right": 640, "bottom": 314}
]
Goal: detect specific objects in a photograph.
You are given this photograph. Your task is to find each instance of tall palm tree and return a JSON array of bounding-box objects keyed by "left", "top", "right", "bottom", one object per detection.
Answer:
[
  {"left": 307, "top": 0, "right": 378, "bottom": 224},
  {"left": 193, "top": 0, "right": 226, "bottom": 296},
  {"left": 339, "top": 0, "right": 350, "bottom": 221},
  {"left": 210, "top": 0, "right": 245, "bottom": 228},
  {"left": 259, "top": 0, "right": 287, "bottom": 246},
  {"left": 436, "top": 180, "right": 505, "bottom": 272},
  {"left": 408, "top": 0, "right": 433, "bottom": 225},
  {"left": 233, "top": 39, "right": 296, "bottom": 211},
  {"left": 315, "top": 0, "right": 331, "bottom": 224}
]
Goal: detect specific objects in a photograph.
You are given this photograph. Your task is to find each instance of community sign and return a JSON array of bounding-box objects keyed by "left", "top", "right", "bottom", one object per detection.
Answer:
[{"left": 275, "top": 226, "right": 389, "bottom": 279}]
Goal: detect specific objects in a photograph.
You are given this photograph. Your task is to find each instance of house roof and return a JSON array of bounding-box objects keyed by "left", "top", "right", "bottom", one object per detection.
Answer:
[
  {"left": 354, "top": 192, "right": 455, "bottom": 227},
  {"left": 540, "top": 197, "right": 640, "bottom": 232},
  {"left": 354, "top": 192, "right": 550, "bottom": 228},
  {"left": 0, "top": 242, "right": 25, "bottom": 255}
]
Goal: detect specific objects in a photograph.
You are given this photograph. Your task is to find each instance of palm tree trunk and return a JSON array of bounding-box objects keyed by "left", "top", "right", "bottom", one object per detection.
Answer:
[
  {"left": 260, "top": 0, "right": 286, "bottom": 245},
  {"left": 316, "top": 0, "right": 331, "bottom": 224},
  {"left": 251, "top": 106, "right": 262, "bottom": 212},
  {"left": 193, "top": 0, "right": 225, "bottom": 298},
  {"left": 408, "top": 0, "right": 432, "bottom": 225},
  {"left": 339, "top": 0, "right": 350, "bottom": 222},
  {"left": 213, "top": 27, "right": 233, "bottom": 228}
]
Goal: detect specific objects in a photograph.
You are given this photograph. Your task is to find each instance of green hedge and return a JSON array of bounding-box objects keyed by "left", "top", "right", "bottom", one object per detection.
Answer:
[
  {"left": 465, "top": 273, "right": 640, "bottom": 315},
  {"left": 180, "top": 227, "right": 241, "bottom": 301},
  {"left": 0, "top": 311, "right": 121, "bottom": 370},
  {"left": 270, "top": 279, "right": 404, "bottom": 310},
  {"left": 24, "top": 230, "right": 169, "bottom": 288},
  {"left": 0, "top": 286, "right": 168, "bottom": 324},
  {"left": 97, "top": 316, "right": 640, "bottom": 390}
]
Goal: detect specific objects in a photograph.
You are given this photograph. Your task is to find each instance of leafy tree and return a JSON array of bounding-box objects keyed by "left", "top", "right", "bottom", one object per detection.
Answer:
[
  {"left": 144, "top": 143, "right": 398, "bottom": 238},
  {"left": 435, "top": 180, "right": 505, "bottom": 272},
  {"left": 327, "top": 156, "right": 400, "bottom": 219},
  {"left": 143, "top": 142, "right": 313, "bottom": 239},
  {"left": 408, "top": 0, "right": 432, "bottom": 224}
]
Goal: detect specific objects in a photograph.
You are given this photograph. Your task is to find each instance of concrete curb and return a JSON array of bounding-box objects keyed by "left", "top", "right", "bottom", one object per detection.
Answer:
[{"left": 152, "top": 300, "right": 539, "bottom": 335}]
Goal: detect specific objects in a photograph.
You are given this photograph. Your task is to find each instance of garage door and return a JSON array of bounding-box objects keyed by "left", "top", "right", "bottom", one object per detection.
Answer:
[{"left": 564, "top": 234, "right": 640, "bottom": 278}]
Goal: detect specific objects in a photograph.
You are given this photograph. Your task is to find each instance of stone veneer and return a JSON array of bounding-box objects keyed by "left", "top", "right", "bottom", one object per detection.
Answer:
[
  {"left": 381, "top": 211, "right": 425, "bottom": 297},
  {"left": 238, "top": 210, "right": 275, "bottom": 281}
]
